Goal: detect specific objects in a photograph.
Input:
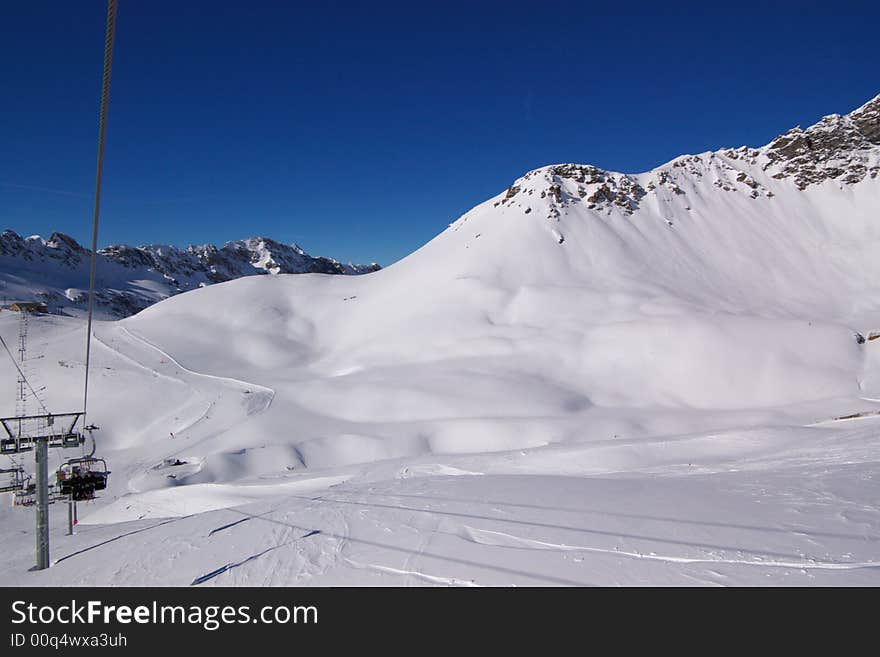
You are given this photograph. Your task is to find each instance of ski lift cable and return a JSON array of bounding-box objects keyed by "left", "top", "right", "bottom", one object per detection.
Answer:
[
  {"left": 0, "top": 333, "right": 49, "bottom": 414},
  {"left": 82, "top": 0, "right": 118, "bottom": 431}
]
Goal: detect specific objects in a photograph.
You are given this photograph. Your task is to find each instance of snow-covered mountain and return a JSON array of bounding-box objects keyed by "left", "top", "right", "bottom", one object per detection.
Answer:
[
  {"left": 2, "top": 94, "right": 880, "bottom": 587},
  {"left": 0, "top": 232, "right": 380, "bottom": 317}
]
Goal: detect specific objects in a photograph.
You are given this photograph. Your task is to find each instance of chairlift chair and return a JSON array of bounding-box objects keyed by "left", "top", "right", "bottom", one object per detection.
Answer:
[
  {"left": 13, "top": 477, "right": 36, "bottom": 507},
  {"left": 0, "top": 466, "right": 28, "bottom": 494},
  {"left": 56, "top": 456, "right": 110, "bottom": 501}
]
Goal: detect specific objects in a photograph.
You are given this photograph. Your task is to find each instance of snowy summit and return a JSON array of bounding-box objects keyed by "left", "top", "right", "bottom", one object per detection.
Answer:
[{"left": 0, "top": 233, "right": 380, "bottom": 317}]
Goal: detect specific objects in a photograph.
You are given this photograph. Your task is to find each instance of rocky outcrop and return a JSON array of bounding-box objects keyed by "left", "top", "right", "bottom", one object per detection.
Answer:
[
  {"left": 481, "top": 93, "right": 878, "bottom": 252},
  {"left": 763, "top": 94, "right": 880, "bottom": 189}
]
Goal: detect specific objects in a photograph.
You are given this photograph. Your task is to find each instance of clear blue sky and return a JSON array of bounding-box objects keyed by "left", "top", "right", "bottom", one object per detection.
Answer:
[{"left": 1, "top": 1, "right": 878, "bottom": 266}]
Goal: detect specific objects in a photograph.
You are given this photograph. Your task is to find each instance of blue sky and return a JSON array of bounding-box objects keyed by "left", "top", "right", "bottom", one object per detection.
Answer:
[{"left": 1, "top": 1, "right": 878, "bottom": 266}]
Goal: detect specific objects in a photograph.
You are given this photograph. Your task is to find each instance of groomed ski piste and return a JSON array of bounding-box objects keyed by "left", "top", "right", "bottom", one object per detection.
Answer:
[{"left": 1, "top": 95, "right": 879, "bottom": 586}]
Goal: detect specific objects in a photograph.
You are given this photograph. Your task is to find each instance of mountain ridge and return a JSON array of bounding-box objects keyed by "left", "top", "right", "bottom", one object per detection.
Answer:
[
  {"left": 498, "top": 92, "right": 880, "bottom": 214},
  {"left": 0, "top": 231, "right": 380, "bottom": 318}
]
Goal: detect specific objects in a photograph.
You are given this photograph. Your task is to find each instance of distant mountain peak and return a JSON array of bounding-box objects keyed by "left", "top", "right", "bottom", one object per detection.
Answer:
[{"left": 0, "top": 233, "right": 380, "bottom": 318}]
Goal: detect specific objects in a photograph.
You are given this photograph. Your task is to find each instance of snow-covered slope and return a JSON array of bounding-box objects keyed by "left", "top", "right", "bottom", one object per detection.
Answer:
[
  {"left": 1, "top": 94, "right": 879, "bottom": 587},
  {"left": 0, "top": 232, "right": 380, "bottom": 318}
]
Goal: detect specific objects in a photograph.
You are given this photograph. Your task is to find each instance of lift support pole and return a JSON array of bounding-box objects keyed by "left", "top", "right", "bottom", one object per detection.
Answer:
[
  {"left": 34, "top": 437, "right": 49, "bottom": 570},
  {"left": 1, "top": 413, "right": 87, "bottom": 572}
]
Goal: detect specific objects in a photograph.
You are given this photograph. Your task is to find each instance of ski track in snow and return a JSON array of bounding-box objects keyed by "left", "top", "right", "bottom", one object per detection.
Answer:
[
  {"left": 92, "top": 325, "right": 220, "bottom": 436},
  {"left": 456, "top": 526, "right": 880, "bottom": 571},
  {"left": 83, "top": 475, "right": 352, "bottom": 523},
  {"left": 93, "top": 323, "right": 279, "bottom": 489},
  {"left": 343, "top": 558, "right": 481, "bottom": 587},
  {"left": 118, "top": 325, "right": 276, "bottom": 412}
]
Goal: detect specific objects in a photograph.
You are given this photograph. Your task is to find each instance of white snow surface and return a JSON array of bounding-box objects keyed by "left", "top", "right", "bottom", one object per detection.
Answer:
[{"left": 1, "top": 97, "right": 880, "bottom": 586}]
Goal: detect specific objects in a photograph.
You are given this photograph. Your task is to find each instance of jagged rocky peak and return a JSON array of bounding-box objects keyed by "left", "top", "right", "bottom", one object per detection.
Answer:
[
  {"left": 497, "top": 163, "right": 649, "bottom": 217},
  {"left": 40, "top": 232, "right": 86, "bottom": 267},
  {"left": 0, "top": 231, "right": 90, "bottom": 265},
  {"left": 98, "top": 243, "right": 156, "bottom": 269},
  {"left": 219, "top": 236, "right": 309, "bottom": 276},
  {"left": 45, "top": 232, "right": 85, "bottom": 252},
  {"left": 238, "top": 235, "right": 306, "bottom": 256},
  {"left": 1, "top": 231, "right": 380, "bottom": 318},
  {"left": 492, "top": 93, "right": 880, "bottom": 223},
  {"left": 0, "top": 229, "right": 27, "bottom": 256},
  {"left": 847, "top": 93, "right": 880, "bottom": 141},
  {"left": 548, "top": 164, "right": 609, "bottom": 184},
  {"left": 99, "top": 236, "right": 377, "bottom": 279},
  {"left": 763, "top": 93, "right": 880, "bottom": 189},
  {"left": 211, "top": 237, "right": 378, "bottom": 277}
]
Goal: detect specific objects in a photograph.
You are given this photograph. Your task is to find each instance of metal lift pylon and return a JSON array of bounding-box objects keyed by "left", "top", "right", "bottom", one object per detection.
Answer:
[{"left": 0, "top": 413, "right": 87, "bottom": 570}]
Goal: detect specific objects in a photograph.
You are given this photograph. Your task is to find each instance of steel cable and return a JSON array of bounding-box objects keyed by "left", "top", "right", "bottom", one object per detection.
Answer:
[{"left": 82, "top": 0, "right": 118, "bottom": 431}]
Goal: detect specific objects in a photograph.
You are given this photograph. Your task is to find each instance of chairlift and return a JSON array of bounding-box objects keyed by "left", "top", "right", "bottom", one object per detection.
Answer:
[
  {"left": 5, "top": 469, "right": 36, "bottom": 506},
  {"left": 13, "top": 484, "right": 36, "bottom": 507},
  {"left": 0, "top": 466, "right": 28, "bottom": 494},
  {"left": 56, "top": 457, "right": 110, "bottom": 501}
]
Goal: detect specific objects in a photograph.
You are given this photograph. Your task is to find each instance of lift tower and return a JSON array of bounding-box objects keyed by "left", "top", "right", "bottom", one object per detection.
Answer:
[{"left": 0, "top": 413, "right": 86, "bottom": 569}]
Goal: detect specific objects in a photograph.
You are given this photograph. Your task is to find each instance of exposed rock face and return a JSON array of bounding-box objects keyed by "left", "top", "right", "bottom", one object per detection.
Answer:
[
  {"left": 551, "top": 172, "right": 646, "bottom": 215},
  {"left": 549, "top": 164, "right": 607, "bottom": 184},
  {"left": 0, "top": 230, "right": 29, "bottom": 257},
  {"left": 0, "top": 232, "right": 380, "bottom": 318},
  {"left": 2, "top": 230, "right": 92, "bottom": 266},
  {"left": 100, "top": 237, "right": 379, "bottom": 282},
  {"left": 466, "top": 93, "right": 878, "bottom": 251},
  {"left": 763, "top": 94, "right": 880, "bottom": 189}
]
